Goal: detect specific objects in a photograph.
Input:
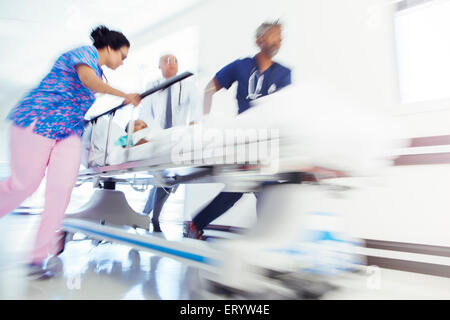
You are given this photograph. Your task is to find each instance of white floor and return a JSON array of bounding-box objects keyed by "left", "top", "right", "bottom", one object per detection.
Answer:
[
  {"left": 0, "top": 213, "right": 204, "bottom": 300},
  {"left": 1, "top": 211, "right": 450, "bottom": 300},
  {"left": 1, "top": 183, "right": 450, "bottom": 300}
]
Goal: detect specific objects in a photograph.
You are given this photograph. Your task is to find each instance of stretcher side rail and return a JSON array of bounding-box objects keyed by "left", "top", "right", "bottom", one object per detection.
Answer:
[
  {"left": 85, "top": 71, "right": 193, "bottom": 168},
  {"left": 87, "top": 71, "right": 194, "bottom": 123}
]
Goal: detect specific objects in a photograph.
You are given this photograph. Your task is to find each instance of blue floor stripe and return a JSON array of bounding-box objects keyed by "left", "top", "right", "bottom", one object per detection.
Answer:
[{"left": 63, "top": 223, "right": 216, "bottom": 266}]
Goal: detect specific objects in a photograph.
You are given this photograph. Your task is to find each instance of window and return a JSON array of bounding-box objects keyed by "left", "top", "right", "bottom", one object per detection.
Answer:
[{"left": 394, "top": 0, "right": 450, "bottom": 103}]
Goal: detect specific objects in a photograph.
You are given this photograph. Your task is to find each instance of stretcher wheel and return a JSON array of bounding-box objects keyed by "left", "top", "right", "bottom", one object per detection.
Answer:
[
  {"left": 65, "top": 232, "right": 74, "bottom": 243},
  {"left": 91, "top": 239, "right": 102, "bottom": 246}
]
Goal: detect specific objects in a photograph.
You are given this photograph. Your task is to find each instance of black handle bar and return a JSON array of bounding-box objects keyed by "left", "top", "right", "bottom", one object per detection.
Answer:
[{"left": 87, "top": 71, "right": 194, "bottom": 122}]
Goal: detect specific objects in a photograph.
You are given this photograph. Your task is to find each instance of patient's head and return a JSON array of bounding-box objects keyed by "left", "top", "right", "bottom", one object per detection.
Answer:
[
  {"left": 134, "top": 119, "right": 148, "bottom": 132},
  {"left": 125, "top": 119, "right": 148, "bottom": 133}
]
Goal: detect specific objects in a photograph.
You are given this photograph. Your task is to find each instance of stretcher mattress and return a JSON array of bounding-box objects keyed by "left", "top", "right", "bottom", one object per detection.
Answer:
[{"left": 82, "top": 84, "right": 405, "bottom": 176}]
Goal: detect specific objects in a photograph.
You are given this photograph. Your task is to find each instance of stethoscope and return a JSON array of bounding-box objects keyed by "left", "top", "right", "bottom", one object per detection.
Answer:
[
  {"left": 161, "top": 80, "right": 183, "bottom": 106},
  {"left": 249, "top": 62, "right": 277, "bottom": 96},
  {"left": 99, "top": 65, "right": 107, "bottom": 83},
  {"left": 177, "top": 81, "right": 182, "bottom": 106}
]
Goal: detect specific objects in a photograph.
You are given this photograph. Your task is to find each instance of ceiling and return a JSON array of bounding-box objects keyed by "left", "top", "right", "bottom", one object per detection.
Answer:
[{"left": 0, "top": 0, "right": 204, "bottom": 88}]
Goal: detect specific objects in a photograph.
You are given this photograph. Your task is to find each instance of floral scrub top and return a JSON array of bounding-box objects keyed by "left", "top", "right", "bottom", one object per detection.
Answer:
[{"left": 7, "top": 45, "right": 102, "bottom": 140}]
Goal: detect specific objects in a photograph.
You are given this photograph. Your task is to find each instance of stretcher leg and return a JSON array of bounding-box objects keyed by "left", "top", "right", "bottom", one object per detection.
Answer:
[{"left": 66, "top": 189, "right": 150, "bottom": 230}]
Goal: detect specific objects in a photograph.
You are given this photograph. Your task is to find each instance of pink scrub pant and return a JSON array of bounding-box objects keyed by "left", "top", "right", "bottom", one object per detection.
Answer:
[{"left": 0, "top": 122, "right": 81, "bottom": 264}]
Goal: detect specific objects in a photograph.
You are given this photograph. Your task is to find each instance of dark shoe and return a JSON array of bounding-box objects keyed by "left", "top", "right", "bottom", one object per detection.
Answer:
[
  {"left": 186, "top": 222, "right": 204, "bottom": 240},
  {"left": 26, "top": 262, "right": 46, "bottom": 279},
  {"left": 26, "top": 259, "right": 61, "bottom": 280},
  {"left": 152, "top": 221, "right": 162, "bottom": 233}
]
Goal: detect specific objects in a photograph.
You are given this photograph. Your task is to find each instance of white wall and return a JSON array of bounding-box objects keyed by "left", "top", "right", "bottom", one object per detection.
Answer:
[
  {"left": 129, "top": 0, "right": 402, "bottom": 233},
  {"left": 3, "top": 0, "right": 449, "bottom": 247},
  {"left": 143, "top": 0, "right": 450, "bottom": 247}
]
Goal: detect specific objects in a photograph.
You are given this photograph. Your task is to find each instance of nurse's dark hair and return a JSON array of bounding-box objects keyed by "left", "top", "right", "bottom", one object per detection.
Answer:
[{"left": 90, "top": 25, "right": 130, "bottom": 50}]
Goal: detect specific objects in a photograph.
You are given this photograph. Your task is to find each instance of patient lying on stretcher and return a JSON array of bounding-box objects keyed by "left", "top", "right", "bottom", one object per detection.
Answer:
[
  {"left": 115, "top": 119, "right": 150, "bottom": 148},
  {"left": 83, "top": 83, "right": 404, "bottom": 172},
  {"left": 81, "top": 117, "right": 155, "bottom": 167}
]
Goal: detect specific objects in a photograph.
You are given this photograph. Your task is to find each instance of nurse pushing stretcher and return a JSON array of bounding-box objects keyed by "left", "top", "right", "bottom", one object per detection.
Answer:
[{"left": 0, "top": 25, "right": 141, "bottom": 278}]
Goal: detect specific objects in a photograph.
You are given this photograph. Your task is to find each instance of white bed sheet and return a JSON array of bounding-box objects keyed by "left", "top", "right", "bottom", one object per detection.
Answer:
[{"left": 83, "top": 84, "right": 406, "bottom": 176}]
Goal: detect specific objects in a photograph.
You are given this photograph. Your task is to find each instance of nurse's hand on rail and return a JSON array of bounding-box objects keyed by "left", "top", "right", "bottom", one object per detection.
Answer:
[{"left": 124, "top": 93, "right": 142, "bottom": 107}]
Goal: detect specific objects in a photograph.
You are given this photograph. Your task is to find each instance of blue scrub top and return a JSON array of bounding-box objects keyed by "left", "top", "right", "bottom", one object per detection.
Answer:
[
  {"left": 215, "top": 56, "right": 291, "bottom": 114},
  {"left": 7, "top": 46, "right": 102, "bottom": 140}
]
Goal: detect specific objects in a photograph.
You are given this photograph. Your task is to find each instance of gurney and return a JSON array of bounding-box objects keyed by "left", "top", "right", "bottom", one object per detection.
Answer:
[{"left": 62, "top": 74, "right": 402, "bottom": 298}]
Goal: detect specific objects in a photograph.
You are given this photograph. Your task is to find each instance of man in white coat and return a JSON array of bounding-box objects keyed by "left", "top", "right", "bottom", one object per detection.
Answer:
[{"left": 138, "top": 53, "right": 201, "bottom": 232}]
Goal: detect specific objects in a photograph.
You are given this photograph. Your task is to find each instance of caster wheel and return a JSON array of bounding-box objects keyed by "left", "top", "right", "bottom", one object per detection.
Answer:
[
  {"left": 65, "top": 232, "right": 74, "bottom": 243},
  {"left": 91, "top": 239, "right": 102, "bottom": 246}
]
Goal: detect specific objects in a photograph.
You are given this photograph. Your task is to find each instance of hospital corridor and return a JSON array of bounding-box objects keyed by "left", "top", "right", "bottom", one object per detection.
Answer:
[{"left": 1, "top": 0, "right": 450, "bottom": 303}]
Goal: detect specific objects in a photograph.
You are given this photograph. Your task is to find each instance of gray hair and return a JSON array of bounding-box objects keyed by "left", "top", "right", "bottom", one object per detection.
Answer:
[
  {"left": 255, "top": 19, "right": 282, "bottom": 39},
  {"left": 159, "top": 53, "right": 177, "bottom": 65}
]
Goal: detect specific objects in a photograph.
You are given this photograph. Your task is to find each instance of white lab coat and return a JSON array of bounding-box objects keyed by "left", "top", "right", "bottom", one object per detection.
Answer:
[{"left": 137, "top": 77, "right": 201, "bottom": 129}]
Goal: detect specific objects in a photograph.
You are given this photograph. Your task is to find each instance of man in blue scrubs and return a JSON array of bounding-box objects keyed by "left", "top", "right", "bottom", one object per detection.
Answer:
[{"left": 187, "top": 20, "right": 292, "bottom": 239}]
